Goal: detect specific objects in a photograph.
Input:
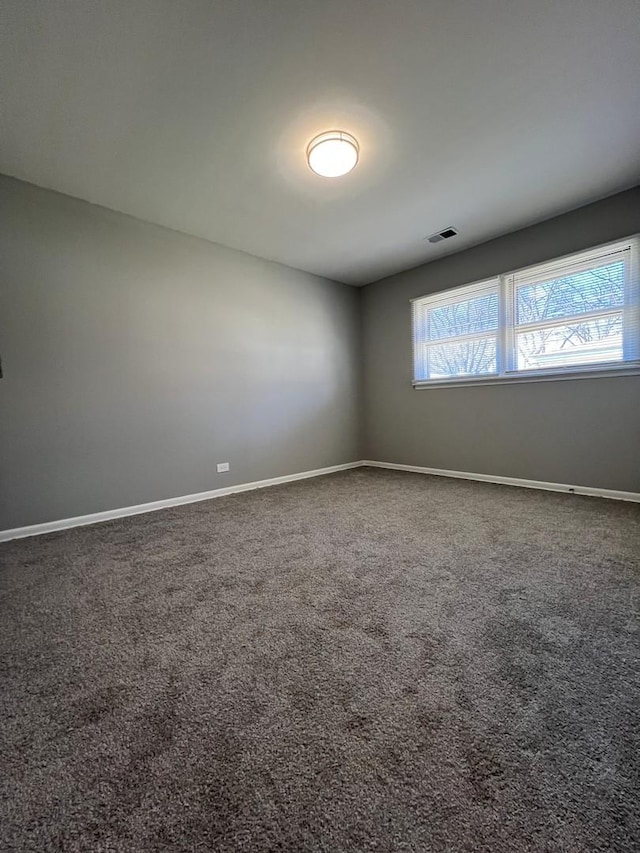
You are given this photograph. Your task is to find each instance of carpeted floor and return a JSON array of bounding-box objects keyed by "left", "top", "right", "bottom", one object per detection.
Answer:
[{"left": 1, "top": 468, "right": 639, "bottom": 852}]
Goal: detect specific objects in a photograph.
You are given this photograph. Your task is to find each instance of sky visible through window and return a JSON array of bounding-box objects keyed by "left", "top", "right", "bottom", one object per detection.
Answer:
[
  {"left": 515, "top": 261, "right": 624, "bottom": 370},
  {"left": 426, "top": 292, "right": 498, "bottom": 377}
]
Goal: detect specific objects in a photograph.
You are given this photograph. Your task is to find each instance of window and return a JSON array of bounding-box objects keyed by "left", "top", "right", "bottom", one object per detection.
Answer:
[{"left": 411, "top": 236, "right": 640, "bottom": 387}]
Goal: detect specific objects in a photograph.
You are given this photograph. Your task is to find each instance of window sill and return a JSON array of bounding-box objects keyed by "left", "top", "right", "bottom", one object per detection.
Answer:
[{"left": 412, "top": 365, "right": 640, "bottom": 389}]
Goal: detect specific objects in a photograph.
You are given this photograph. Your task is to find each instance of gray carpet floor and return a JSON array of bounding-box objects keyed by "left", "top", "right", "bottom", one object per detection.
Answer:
[{"left": 1, "top": 468, "right": 639, "bottom": 852}]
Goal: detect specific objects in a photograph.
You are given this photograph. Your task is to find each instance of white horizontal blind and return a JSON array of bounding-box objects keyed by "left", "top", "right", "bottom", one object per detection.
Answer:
[
  {"left": 412, "top": 235, "right": 640, "bottom": 386},
  {"left": 504, "top": 240, "right": 639, "bottom": 375},
  {"left": 412, "top": 279, "right": 500, "bottom": 382}
]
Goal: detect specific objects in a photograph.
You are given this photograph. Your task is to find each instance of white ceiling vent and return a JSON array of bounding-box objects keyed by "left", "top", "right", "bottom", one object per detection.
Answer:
[{"left": 426, "top": 227, "right": 458, "bottom": 244}]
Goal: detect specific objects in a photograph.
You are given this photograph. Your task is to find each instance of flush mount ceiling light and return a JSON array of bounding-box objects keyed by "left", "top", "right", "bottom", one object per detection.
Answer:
[{"left": 306, "top": 130, "right": 359, "bottom": 178}]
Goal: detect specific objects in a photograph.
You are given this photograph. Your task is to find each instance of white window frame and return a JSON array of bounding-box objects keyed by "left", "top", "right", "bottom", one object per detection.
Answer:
[{"left": 411, "top": 235, "right": 640, "bottom": 389}]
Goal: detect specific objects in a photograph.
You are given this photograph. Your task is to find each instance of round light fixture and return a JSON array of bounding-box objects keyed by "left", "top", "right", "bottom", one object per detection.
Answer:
[{"left": 306, "top": 130, "right": 359, "bottom": 178}]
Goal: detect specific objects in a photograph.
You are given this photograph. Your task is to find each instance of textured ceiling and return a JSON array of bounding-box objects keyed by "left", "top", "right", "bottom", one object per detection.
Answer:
[{"left": 1, "top": 0, "right": 639, "bottom": 285}]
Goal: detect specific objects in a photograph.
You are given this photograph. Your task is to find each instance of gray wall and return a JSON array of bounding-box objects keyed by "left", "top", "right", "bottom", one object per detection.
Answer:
[
  {"left": 362, "top": 187, "right": 640, "bottom": 492},
  {"left": 0, "top": 176, "right": 361, "bottom": 529},
  {"left": 2, "top": 178, "right": 639, "bottom": 532}
]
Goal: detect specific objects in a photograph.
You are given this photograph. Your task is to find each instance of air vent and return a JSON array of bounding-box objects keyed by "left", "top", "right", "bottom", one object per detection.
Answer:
[{"left": 426, "top": 226, "right": 458, "bottom": 244}]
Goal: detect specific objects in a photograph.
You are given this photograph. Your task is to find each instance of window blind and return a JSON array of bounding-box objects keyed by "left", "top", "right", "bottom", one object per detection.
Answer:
[
  {"left": 412, "top": 279, "right": 500, "bottom": 382},
  {"left": 504, "top": 242, "right": 638, "bottom": 374}
]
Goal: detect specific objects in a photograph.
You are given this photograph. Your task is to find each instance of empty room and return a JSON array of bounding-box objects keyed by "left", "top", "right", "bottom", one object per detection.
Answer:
[{"left": 1, "top": 2, "right": 639, "bottom": 851}]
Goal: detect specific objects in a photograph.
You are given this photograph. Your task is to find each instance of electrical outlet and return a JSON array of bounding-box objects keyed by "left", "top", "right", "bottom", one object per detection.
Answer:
[{"left": 216, "top": 462, "right": 230, "bottom": 473}]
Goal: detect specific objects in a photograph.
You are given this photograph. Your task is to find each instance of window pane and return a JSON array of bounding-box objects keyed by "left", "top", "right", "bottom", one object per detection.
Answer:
[
  {"left": 516, "top": 261, "right": 625, "bottom": 325},
  {"left": 516, "top": 314, "right": 623, "bottom": 371},
  {"left": 427, "top": 292, "right": 498, "bottom": 340},
  {"left": 425, "top": 336, "right": 497, "bottom": 378}
]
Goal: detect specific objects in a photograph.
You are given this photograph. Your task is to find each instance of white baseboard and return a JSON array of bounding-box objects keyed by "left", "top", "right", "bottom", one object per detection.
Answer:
[
  {"left": 0, "top": 461, "right": 363, "bottom": 543},
  {"left": 3, "top": 458, "right": 637, "bottom": 542},
  {"left": 361, "top": 460, "right": 640, "bottom": 503}
]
